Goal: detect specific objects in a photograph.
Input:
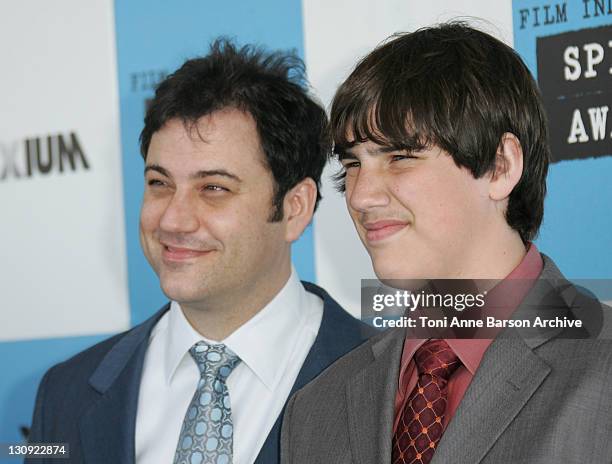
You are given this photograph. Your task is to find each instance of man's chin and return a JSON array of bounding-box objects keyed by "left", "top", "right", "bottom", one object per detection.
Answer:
[
  {"left": 371, "top": 260, "right": 403, "bottom": 280},
  {"left": 160, "top": 281, "right": 205, "bottom": 304},
  {"left": 372, "top": 261, "right": 429, "bottom": 285}
]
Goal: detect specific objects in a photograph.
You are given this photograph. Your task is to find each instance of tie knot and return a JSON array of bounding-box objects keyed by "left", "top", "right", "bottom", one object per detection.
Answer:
[
  {"left": 414, "top": 339, "right": 460, "bottom": 380},
  {"left": 189, "top": 342, "right": 240, "bottom": 380}
]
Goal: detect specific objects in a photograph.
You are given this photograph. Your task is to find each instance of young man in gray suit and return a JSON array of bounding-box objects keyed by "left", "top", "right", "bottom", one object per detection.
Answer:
[{"left": 281, "top": 23, "right": 612, "bottom": 464}]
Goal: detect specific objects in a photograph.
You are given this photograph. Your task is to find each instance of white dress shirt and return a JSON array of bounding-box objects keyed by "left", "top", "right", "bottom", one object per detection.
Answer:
[{"left": 135, "top": 268, "right": 323, "bottom": 464}]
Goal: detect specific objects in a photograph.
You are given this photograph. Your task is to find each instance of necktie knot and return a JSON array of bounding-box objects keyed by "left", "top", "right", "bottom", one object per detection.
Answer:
[
  {"left": 414, "top": 339, "right": 460, "bottom": 380},
  {"left": 189, "top": 342, "right": 240, "bottom": 380}
]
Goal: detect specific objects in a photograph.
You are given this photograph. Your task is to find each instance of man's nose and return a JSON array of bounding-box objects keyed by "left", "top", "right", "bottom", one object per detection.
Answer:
[
  {"left": 159, "top": 191, "right": 199, "bottom": 233},
  {"left": 346, "top": 167, "right": 390, "bottom": 212}
]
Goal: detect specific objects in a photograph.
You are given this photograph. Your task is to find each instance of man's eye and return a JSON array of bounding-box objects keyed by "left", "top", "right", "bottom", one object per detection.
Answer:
[
  {"left": 203, "top": 185, "right": 228, "bottom": 192},
  {"left": 391, "top": 154, "right": 415, "bottom": 162},
  {"left": 342, "top": 161, "right": 361, "bottom": 170},
  {"left": 147, "top": 179, "right": 165, "bottom": 186}
]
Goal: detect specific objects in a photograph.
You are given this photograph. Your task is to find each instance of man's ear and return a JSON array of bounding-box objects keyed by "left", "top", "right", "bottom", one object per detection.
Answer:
[
  {"left": 489, "top": 132, "right": 524, "bottom": 201},
  {"left": 283, "top": 177, "right": 317, "bottom": 243}
]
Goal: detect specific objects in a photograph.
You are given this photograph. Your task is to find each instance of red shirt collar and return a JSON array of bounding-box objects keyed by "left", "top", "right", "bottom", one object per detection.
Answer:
[{"left": 399, "top": 243, "right": 543, "bottom": 384}]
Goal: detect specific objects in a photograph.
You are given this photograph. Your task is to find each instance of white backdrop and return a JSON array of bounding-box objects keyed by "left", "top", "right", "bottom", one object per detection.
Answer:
[{"left": 0, "top": 0, "right": 130, "bottom": 341}]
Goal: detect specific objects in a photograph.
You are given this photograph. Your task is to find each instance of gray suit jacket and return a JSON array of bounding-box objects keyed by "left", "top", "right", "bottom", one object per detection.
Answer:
[{"left": 281, "top": 256, "right": 612, "bottom": 463}]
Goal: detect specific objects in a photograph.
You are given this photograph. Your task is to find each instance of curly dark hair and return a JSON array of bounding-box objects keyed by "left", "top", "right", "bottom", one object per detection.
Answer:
[{"left": 140, "top": 38, "right": 331, "bottom": 221}]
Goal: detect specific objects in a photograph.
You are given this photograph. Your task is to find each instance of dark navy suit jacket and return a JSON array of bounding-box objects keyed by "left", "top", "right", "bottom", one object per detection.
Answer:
[{"left": 27, "top": 282, "right": 376, "bottom": 464}]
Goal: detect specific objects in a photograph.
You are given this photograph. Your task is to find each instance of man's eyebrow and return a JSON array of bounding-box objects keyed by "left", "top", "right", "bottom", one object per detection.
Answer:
[
  {"left": 193, "top": 169, "right": 242, "bottom": 183},
  {"left": 337, "top": 151, "right": 357, "bottom": 161},
  {"left": 144, "top": 164, "right": 169, "bottom": 177},
  {"left": 370, "top": 145, "right": 404, "bottom": 154},
  {"left": 336, "top": 145, "right": 403, "bottom": 161},
  {"left": 144, "top": 165, "right": 242, "bottom": 183}
]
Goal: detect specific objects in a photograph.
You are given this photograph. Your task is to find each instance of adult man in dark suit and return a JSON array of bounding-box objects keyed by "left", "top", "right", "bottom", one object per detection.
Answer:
[
  {"left": 281, "top": 23, "right": 612, "bottom": 464},
  {"left": 27, "top": 39, "right": 373, "bottom": 464}
]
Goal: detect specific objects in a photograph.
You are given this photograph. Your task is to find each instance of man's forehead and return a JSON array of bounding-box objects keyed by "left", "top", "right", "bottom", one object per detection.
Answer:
[
  {"left": 144, "top": 113, "right": 272, "bottom": 183},
  {"left": 185, "top": 108, "right": 257, "bottom": 139},
  {"left": 336, "top": 122, "right": 388, "bottom": 148},
  {"left": 333, "top": 109, "right": 433, "bottom": 156}
]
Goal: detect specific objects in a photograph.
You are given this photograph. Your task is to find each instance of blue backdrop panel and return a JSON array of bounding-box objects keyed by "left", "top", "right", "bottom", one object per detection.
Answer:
[
  {"left": 513, "top": 0, "right": 612, "bottom": 279},
  {"left": 0, "top": 336, "right": 107, "bottom": 451},
  {"left": 113, "top": 0, "right": 313, "bottom": 326}
]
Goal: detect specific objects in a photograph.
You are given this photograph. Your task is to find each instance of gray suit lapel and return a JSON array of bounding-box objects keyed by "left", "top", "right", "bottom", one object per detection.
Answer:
[
  {"left": 346, "top": 328, "right": 404, "bottom": 464},
  {"left": 432, "top": 255, "right": 573, "bottom": 464},
  {"left": 431, "top": 336, "right": 551, "bottom": 464}
]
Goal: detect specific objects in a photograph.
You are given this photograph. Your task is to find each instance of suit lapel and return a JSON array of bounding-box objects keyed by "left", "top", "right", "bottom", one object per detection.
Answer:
[
  {"left": 346, "top": 328, "right": 405, "bottom": 464},
  {"left": 254, "top": 324, "right": 340, "bottom": 464},
  {"left": 79, "top": 305, "right": 169, "bottom": 464},
  {"left": 431, "top": 259, "right": 575, "bottom": 464},
  {"left": 431, "top": 335, "right": 551, "bottom": 464},
  {"left": 255, "top": 283, "right": 375, "bottom": 464}
]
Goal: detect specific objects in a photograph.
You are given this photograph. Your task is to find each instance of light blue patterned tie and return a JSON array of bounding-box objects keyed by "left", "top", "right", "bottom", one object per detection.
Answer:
[{"left": 174, "top": 342, "right": 241, "bottom": 464}]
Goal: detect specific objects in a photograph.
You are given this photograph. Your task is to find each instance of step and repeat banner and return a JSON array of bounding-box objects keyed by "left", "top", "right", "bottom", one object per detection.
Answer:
[
  {"left": 1, "top": 0, "right": 610, "bottom": 451},
  {"left": 0, "top": 0, "right": 308, "bottom": 448},
  {"left": 0, "top": 0, "right": 131, "bottom": 448},
  {"left": 512, "top": 0, "right": 612, "bottom": 279}
]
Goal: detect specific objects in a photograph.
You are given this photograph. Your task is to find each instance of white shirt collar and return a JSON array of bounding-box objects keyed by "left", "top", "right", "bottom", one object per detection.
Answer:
[{"left": 162, "top": 267, "right": 313, "bottom": 390}]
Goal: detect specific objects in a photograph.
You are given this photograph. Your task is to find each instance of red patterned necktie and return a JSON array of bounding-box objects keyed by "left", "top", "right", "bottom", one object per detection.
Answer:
[{"left": 392, "top": 339, "right": 461, "bottom": 464}]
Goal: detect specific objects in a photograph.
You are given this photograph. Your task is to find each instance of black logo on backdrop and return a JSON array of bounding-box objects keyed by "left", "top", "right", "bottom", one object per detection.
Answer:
[
  {"left": 518, "top": 0, "right": 612, "bottom": 30},
  {"left": 128, "top": 68, "right": 168, "bottom": 120},
  {"left": 537, "top": 25, "right": 612, "bottom": 162},
  {"left": 0, "top": 132, "right": 90, "bottom": 182},
  {"left": 518, "top": 2, "right": 568, "bottom": 29},
  {"left": 130, "top": 69, "right": 168, "bottom": 93}
]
